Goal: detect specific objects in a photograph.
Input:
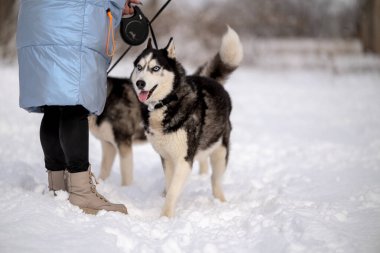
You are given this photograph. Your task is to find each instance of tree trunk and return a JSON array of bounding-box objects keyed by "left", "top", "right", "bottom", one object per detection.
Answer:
[
  {"left": 360, "top": 0, "right": 380, "bottom": 54},
  {"left": 374, "top": 0, "right": 380, "bottom": 53},
  {"left": 0, "top": 0, "right": 18, "bottom": 59}
]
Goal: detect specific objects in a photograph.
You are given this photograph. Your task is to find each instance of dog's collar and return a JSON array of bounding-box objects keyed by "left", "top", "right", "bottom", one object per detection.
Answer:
[{"left": 147, "top": 94, "right": 178, "bottom": 111}]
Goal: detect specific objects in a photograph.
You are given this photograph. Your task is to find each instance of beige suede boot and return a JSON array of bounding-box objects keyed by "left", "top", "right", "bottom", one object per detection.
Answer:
[
  {"left": 47, "top": 170, "right": 67, "bottom": 194},
  {"left": 66, "top": 169, "right": 128, "bottom": 215}
]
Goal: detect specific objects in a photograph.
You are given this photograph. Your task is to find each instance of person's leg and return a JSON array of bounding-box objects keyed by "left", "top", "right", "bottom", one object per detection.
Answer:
[
  {"left": 59, "top": 105, "right": 127, "bottom": 214},
  {"left": 40, "top": 106, "right": 67, "bottom": 171},
  {"left": 59, "top": 105, "right": 90, "bottom": 173},
  {"left": 40, "top": 106, "right": 67, "bottom": 192}
]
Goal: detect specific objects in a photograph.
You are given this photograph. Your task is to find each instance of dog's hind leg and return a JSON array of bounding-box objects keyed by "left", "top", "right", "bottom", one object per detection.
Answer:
[
  {"left": 199, "top": 158, "right": 209, "bottom": 175},
  {"left": 210, "top": 145, "right": 227, "bottom": 202},
  {"left": 99, "top": 140, "right": 117, "bottom": 181},
  {"left": 118, "top": 142, "right": 133, "bottom": 186},
  {"left": 161, "top": 159, "right": 191, "bottom": 217}
]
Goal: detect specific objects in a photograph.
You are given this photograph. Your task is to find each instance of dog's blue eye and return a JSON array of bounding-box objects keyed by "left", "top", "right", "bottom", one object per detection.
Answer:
[
  {"left": 152, "top": 66, "right": 161, "bottom": 72},
  {"left": 137, "top": 65, "right": 143, "bottom": 71}
]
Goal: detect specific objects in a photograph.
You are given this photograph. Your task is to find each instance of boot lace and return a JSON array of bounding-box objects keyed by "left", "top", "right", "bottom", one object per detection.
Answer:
[{"left": 89, "top": 172, "right": 109, "bottom": 203}]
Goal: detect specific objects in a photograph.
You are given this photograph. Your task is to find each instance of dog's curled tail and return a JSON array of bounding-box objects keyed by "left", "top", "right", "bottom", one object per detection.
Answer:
[{"left": 194, "top": 26, "right": 243, "bottom": 85}]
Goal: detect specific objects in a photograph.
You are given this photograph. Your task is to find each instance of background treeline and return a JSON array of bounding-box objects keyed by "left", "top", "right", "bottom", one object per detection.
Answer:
[{"left": 1, "top": 0, "right": 379, "bottom": 63}]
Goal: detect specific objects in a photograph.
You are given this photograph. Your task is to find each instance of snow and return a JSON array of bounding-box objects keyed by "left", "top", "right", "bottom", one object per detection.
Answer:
[{"left": 1, "top": 54, "right": 380, "bottom": 253}]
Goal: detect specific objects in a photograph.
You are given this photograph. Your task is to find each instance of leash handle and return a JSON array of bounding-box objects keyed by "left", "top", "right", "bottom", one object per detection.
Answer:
[{"left": 107, "top": 0, "right": 172, "bottom": 74}]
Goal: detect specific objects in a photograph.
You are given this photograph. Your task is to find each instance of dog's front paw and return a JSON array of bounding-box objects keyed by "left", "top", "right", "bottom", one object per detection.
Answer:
[
  {"left": 121, "top": 177, "right": 133, "bottom": 186},
  {"left": 161, "top": 210, "right": 174, "bottom": 218},
  {"left": 213, "top": 190, "right": 226, "bottom": 202},
  {"left": 161, "top": 206, "right": 175, "bottom": 218}
]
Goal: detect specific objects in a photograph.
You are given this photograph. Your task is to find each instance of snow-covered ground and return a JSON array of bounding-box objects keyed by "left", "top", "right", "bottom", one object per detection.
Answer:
[{"left": 1, "top": 58, "right": 380, "bottom": 253}]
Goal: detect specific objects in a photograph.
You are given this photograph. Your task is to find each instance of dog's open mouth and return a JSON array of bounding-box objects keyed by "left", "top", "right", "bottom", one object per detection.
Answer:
[{"left": 138, "top": 84, "right": 158, "bottom": 103}]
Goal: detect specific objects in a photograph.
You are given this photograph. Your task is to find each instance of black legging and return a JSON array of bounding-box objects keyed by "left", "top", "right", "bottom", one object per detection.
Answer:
[{"left": 40, "top": 105, "right": 90, "bottom": 173}]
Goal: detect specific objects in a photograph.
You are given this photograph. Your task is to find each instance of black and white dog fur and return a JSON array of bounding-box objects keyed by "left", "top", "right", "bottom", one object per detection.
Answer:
[
  {"left": 89, "top": 78, "right": 145, "bottom": 186},
  {"left": 130, "top": 26, "right": 243, "bottom": 217}
]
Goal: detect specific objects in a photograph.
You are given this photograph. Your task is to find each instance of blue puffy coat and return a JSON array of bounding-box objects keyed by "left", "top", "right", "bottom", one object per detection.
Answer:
[{"left": 17, "top": 0, "right": 125, "bottom": 115}]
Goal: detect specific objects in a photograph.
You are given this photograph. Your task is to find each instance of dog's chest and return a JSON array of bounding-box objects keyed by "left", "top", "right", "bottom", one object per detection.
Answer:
[{"left": 145, "top": 109, "right": 188, "bottom": 159}]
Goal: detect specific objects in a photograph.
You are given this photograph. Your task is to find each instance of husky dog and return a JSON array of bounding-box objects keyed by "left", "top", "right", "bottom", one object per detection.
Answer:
[
  {"left": 130, "top": 26, "right": 243, "bottom": 217},
  {"left": 89, "top": 76, "right": 206, "bottom": 186},
  {"left": 89, "top": 77, "right": 145, "bottom": 186}
]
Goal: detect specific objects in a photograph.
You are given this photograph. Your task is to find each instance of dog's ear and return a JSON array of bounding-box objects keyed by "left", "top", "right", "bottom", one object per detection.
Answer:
[
  {"left": 146, "top": 38, "right": 152, "bottom": 49},
  {"left": 165, "top": 37, "right": 175, "bottom": 59}
]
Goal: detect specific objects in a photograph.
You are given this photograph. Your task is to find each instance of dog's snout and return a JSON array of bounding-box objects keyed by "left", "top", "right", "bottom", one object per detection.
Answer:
[{"left": 136, "top": 80, "right": 146, "bottom": 90}]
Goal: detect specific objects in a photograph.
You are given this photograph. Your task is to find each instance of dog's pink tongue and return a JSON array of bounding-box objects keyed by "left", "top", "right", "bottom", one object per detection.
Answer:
[{"left": 138, "top": 91, "right": 149, "bottom": 102}]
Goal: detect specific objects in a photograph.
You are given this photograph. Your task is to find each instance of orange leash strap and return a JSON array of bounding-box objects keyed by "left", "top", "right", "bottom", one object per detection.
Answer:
[{"left": 106, "top": 8, "right": 115, "bottom": 57}]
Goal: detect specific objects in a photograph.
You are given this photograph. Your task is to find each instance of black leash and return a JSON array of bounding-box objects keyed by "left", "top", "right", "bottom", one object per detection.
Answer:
[
  {"left": 150, "top": 0, "right": 171, "bottom": 24},
  {"left": 149, "top": 0, "right": 171, "bottom": 49},
  {"left": 107, "top": 45, "right": 132, "bottom": 75},
  {"left": 107, "top": 0, "right": 171, "bottom": 75}
]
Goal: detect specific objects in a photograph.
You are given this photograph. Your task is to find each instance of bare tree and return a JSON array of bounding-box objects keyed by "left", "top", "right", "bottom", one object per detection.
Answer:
[
  {"left": 360, "top": 0, "right": 380, "bottom": 53},
  {"left": 0, "top": 0, "right": 18, "bottom": 59}
]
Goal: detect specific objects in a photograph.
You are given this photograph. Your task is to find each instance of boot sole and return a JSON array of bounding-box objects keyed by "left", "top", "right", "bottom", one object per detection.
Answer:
[
  {"left": 80, "top": 207, "right": 128, "bottom": 215},
  {"left": 81, "top": 207, "right": 100, "bottom": 215}
]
